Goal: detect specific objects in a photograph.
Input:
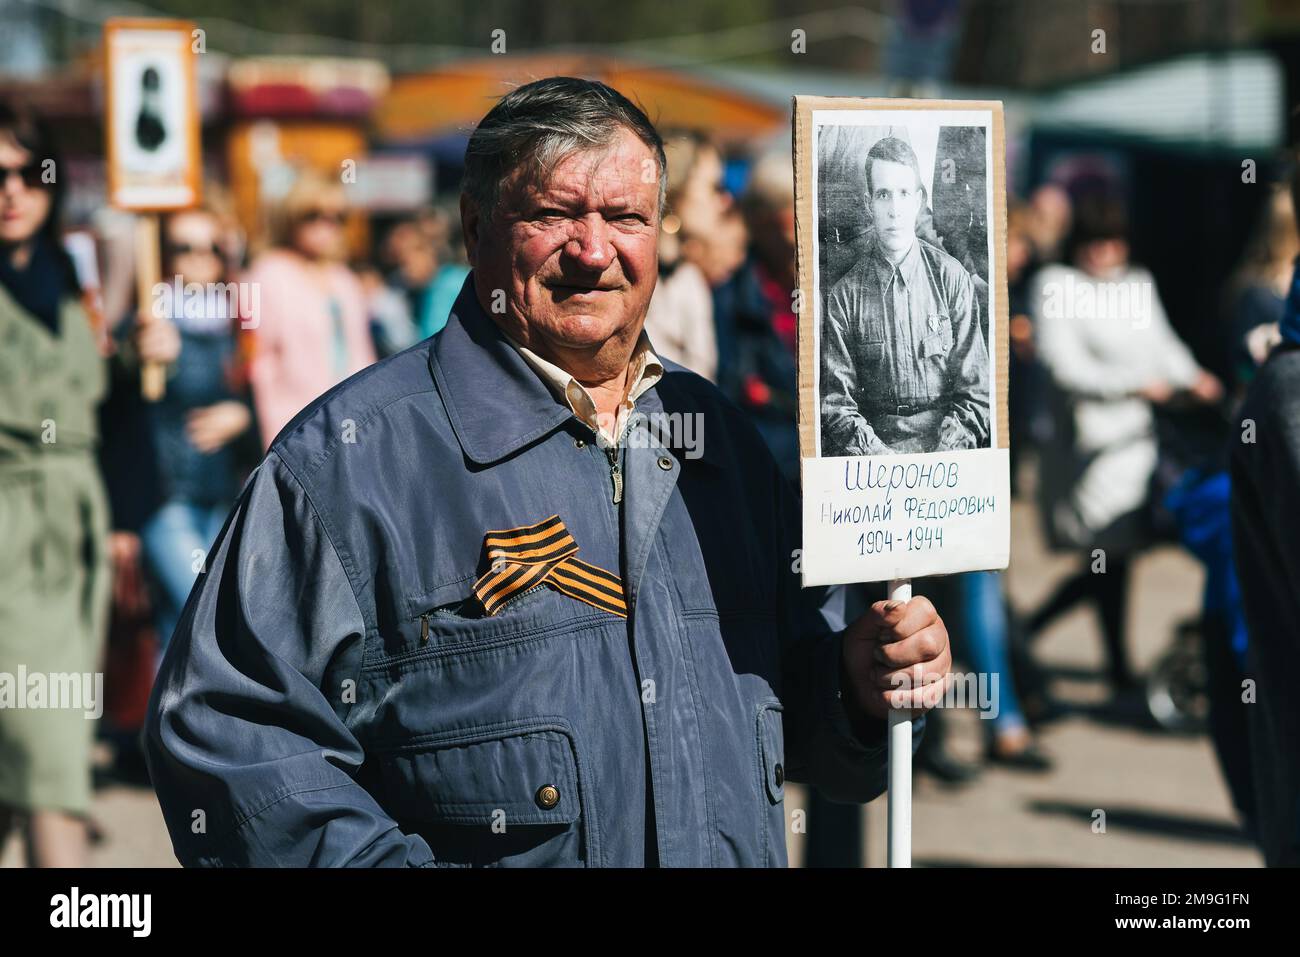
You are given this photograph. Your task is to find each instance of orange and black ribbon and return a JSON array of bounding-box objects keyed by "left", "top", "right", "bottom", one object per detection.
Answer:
[{"left": 472, "top": 515, "right": 627, "bottom": 618}]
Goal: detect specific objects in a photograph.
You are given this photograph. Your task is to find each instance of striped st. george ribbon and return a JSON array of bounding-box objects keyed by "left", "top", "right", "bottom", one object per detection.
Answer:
[{"left": 472, "top": 514, "right": 627, "bottom": 618}]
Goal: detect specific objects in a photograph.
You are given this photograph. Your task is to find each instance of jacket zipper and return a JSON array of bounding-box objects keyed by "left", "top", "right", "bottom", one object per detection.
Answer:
[{"left": 605, "top": 444, "right": 623, "bottom": 504}]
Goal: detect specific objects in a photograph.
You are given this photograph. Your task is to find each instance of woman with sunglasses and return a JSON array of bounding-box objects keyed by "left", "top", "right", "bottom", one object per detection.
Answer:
[
  {"left": 0, "top": 100, "right": 113, "bottom": 866},
  {"left": 244, "top": 169, "right": 376, "bottom": 447},
  {"left": 103, "top": 201, "right": 255, "bottom": 663}
]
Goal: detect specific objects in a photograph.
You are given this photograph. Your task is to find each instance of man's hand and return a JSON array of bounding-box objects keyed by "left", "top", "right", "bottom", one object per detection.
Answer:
[
  {"left": 935, "top": 415, "right": 976, "bottom": 451},
  {"left": 846, "top": 425, "right": 892, "bottom": 456},
  {"left": 841, "top": 595, "right": 953, "bottom": 723}
]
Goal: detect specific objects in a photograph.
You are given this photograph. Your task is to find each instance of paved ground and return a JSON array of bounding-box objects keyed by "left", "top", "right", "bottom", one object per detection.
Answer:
[{"left": 2, "top": 472, "right": 1261, "bottom": 868}]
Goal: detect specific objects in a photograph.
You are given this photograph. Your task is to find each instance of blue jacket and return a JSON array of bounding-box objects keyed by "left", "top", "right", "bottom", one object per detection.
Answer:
[{"left": 144, "top": 277, "right": 909, "bottom": 867}]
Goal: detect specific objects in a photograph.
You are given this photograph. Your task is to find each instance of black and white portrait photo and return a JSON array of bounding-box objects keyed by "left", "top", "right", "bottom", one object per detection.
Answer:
[{"left": 812, "top": 112, "right": 995, "bottom": 457}]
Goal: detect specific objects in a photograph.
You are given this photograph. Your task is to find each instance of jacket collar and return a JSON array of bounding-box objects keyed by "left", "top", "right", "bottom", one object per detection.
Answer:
[
  {"left": 869, "top": 233, "right": 924, "bottom": 290},
  {"left": 430, "top": 273, "right": 726, "bottom": 468},
  {"left": 429, "top": 274, "right": 575, "bottom": 465}
]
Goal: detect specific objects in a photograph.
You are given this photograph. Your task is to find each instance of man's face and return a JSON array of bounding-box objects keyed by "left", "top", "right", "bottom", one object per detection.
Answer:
[
  {"left": 462, "top": 127, "right": 660, "bottom": 367},
  {"left": 869, "top": 158, "right": 923, "bottom": 257}
]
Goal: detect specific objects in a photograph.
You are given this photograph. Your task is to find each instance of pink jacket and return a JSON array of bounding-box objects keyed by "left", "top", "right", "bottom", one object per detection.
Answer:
[{"left": 244, "top": 250, "right": 376, "bottom": 448}]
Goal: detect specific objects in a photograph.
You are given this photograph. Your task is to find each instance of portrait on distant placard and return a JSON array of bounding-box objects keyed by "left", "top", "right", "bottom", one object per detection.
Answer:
[{"left": 104, "top": 19, "right": 201, "bottom": 211}]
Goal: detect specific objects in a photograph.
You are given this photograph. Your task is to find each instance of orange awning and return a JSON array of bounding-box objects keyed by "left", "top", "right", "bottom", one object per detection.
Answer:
[{"left": 376, "top": 53, "right": 785, "bottom": 146}]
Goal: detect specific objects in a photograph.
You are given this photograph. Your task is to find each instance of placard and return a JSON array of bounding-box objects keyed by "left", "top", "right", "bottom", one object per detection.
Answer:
[
  {"left": 104, "top": 19, "right": 201, "bottom": 211},
  {"left": 794, "top": 97, "right": 1010, "bottom": 586}
]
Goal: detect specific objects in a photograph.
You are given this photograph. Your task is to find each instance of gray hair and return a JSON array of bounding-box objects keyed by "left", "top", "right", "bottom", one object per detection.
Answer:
[{"left": 462, "top": 76, "right": 667, "bottom": 222}]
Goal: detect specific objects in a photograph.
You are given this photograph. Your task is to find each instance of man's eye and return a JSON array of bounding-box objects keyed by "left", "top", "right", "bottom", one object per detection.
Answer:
[{"left": 535, "top": 209, "right": 567, "bottom": 220}]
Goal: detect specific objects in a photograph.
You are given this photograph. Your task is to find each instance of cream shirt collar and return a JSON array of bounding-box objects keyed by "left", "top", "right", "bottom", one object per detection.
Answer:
[{"left": 504, "top": 329, "right": 664, "bottom": 447}]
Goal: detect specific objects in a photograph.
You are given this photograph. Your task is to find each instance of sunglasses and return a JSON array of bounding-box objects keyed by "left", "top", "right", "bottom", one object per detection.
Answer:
[
  {"left": 0, "top": 161, "right": 46, "bottom": 190},
  {"left": 166, "top": 241, "right": 223, "bottom": 258},
  {"left": 300, "top": 209, "right": 347, "bottom": 226}
]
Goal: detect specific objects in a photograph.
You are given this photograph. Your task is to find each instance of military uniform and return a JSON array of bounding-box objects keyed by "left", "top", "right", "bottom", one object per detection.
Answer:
[{"left": 820, "top": 237, "right": 990, "bottom": 455}]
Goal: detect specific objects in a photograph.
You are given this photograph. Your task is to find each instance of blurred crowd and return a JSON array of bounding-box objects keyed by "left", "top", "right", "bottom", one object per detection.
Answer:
[{"left": 1, "top": 92, "right": 1296, "bottom": 867}]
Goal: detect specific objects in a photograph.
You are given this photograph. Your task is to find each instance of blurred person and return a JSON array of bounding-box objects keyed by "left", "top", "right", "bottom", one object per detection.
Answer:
[
  {"left": 355, "top": 260, "right": 417, "bottom": 358},
  {"left": 714, "top": 149, "right": 802, "bottom": 480},
  {"left": 695, "top": 205, "right": 748, "bottom": 288},
  {"left": 1230, "top": 174, "right": 1300, "bottom": 866},
  {"left": 244, "top": 169, "right": 376, "bottom": 447},
  {"left": 384, "top": 207, "right": 470, "bottom": 340},
  {"left": 420, "top": 205, "right": 472, "bottom": 338},
  {"left": 1028, "top": 193, "right": 1222, "bottom": 695},
  {"left": 133, "top": 204, "right": 255, "bottom": 653},
  {"left": 1174, "top": 181, "right": 1300, "bottom": 841},
  {"left": 0, "top": 99, "right": 163, "bottom": 866},
  {"left": 1026, "top": 183, "right": 1072, "bottom": 264},
  {"left": 953, "top": 572, "right": 1051, "bottom": 770},
  {"left": 1228, "top": 184, "right": 1296, "bottom": 389},
  {"left": 642, "top": 132, "right": 730, "bottom": 380}
]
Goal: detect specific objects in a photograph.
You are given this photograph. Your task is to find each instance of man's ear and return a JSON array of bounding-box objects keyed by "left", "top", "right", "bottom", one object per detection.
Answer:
[{"left": 460, "top": 193, "right": 479, "bottom": 267}]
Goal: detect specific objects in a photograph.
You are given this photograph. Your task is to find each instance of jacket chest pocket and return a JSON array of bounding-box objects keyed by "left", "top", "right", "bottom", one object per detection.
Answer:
[
  {"left": 373, "top": 719, "right": 594, "bottom": 867},
  {"left": 918, "top": 313, "right": 954, "bottom": 398},
  {"left": 918, "top": 313, "right": 953, "bottom": 361},
  {"left": 377, "top": 573, "right": 600, "bottom": 661}
]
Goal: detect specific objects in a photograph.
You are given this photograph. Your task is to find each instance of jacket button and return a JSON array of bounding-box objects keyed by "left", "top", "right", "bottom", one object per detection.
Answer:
[
  {"left": 657, "top": 455, "right": 673, "bottom": 471},
  {"left": 535, "top": 784, "right": 561, "bottom": 809},
  {"left": 574, "top": 438, "right": 586, "bottom": 448},
  {"left": 774, "top": 763, "right": 784, "bottom": 787}
]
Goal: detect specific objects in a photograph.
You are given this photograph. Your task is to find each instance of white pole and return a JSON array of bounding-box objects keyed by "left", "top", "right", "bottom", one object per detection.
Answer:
[{"left": 886, "top": 578, "right": 912, "bottom": 868}]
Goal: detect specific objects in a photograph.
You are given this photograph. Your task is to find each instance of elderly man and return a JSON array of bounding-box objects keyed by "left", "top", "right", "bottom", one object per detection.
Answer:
[
  {"left": 144, "top": 77, "right": 951, "bottom": 868},
  {"left": 821, "top": 136, "right": 990, "bottom": 456}
]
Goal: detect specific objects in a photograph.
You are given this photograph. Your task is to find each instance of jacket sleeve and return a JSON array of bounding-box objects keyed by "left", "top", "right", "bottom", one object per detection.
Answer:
[
  {"left": 773, "top": 463, "right": 925, "bottom": 803},
  {"left": 820, "top": 287, "right": 887, "bottom": 455},
  {"left": 142, "top": 451, "right": 435, "bottom": 867}
]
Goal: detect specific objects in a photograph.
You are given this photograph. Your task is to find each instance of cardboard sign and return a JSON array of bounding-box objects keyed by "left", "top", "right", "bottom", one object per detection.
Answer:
[
  {"left": 104, "top": 19, "right": 202, "bottom": 211},
  {"left": 793, "top": 97, "right": 1011, "bottom": 586}
]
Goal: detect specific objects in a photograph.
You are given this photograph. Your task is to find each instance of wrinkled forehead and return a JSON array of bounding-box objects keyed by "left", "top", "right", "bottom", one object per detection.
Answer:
[{"left": 504, "top": 134, "right": 659, "bottom": 210}]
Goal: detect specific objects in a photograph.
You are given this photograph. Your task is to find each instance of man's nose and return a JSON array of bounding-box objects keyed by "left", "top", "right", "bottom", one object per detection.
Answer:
[{"left": 564, "top": 216, "right": 611, "bottom": 269}]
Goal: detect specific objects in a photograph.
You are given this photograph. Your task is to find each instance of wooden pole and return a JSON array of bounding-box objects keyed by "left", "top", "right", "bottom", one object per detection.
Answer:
[{"left": 134, "top": 214, "right": 165, "bottom": 401}]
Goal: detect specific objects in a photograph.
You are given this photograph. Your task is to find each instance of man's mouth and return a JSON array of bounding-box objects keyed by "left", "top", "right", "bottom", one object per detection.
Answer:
[{"left": 545, "top": 281, "right": 616, "bottom": 294}]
